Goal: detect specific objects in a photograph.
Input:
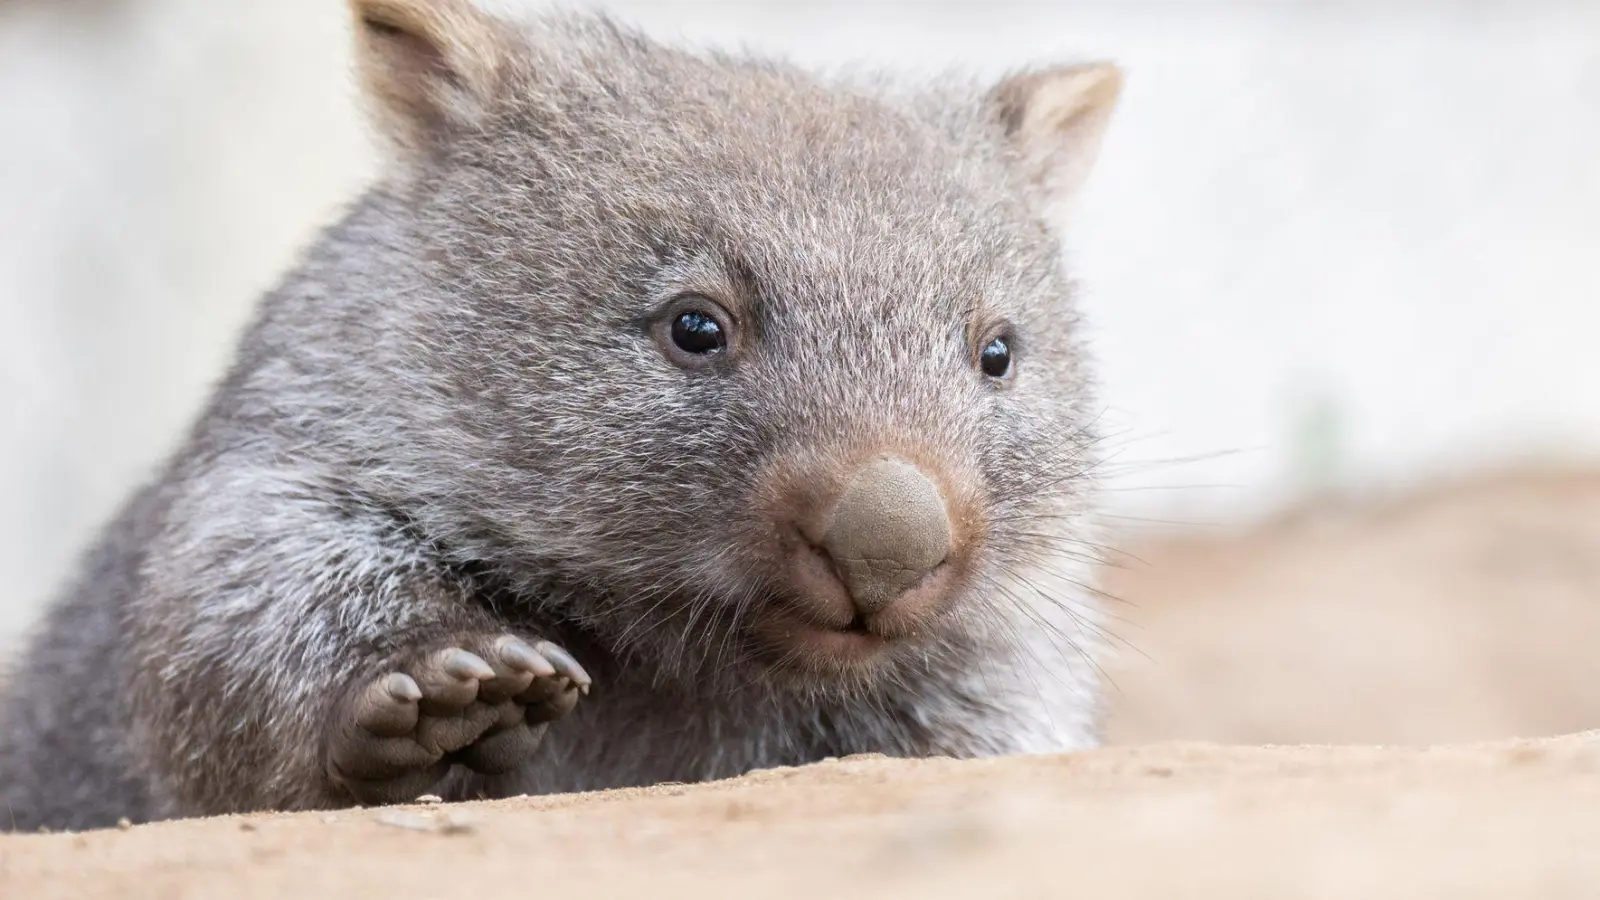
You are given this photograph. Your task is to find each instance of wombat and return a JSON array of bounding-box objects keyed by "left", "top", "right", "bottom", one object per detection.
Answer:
[{"left": 0, "top": 0, "right": 1123, "bottom": 831}]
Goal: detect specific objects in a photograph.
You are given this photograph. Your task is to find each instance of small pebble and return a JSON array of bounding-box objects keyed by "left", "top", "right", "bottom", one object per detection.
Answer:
[
  {"left": 375, "top": 810, "right": 477, "bottom": 835},
  {"left": 239, "top": 822, "right": 258, "bottom": 832},
  {"left": 116, "top": 817, "right": 132, "bottom": 830},
  {"left": 415, "top": 794, "right": 443, "bottom": 805},
  {"left": 376, "top": 811, "right": 435, "bottom": 832}
]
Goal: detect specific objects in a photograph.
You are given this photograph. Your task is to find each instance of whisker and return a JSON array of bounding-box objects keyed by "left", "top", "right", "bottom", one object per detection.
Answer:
[{"left": 988, "top": 562, "right": 1149, "bottom": 663}]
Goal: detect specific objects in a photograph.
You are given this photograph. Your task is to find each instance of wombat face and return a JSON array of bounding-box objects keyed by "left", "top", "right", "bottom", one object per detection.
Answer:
[{"left": 348, "top": 0, "right": 1121, "bottom": 685}]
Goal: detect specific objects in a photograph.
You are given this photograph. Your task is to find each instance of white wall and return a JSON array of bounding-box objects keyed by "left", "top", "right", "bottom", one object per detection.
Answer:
[{"left": 2, "top": 0, "right": 1597, "bottom": 646}]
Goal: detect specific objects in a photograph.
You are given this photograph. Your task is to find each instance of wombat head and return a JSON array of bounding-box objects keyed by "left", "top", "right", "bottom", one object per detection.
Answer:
[{"left": 341, "top": 0, "right": 1121, "bottom": 690}]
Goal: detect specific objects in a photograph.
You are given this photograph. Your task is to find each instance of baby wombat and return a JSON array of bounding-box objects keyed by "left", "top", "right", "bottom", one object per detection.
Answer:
[{"left": 0, "top": 0, "right": 1123, "bottom": 831}]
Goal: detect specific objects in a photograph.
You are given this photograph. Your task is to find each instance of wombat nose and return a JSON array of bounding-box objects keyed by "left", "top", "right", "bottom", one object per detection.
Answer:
[{"left": 821, "top": 457, "right": 952, "bottom": 614}]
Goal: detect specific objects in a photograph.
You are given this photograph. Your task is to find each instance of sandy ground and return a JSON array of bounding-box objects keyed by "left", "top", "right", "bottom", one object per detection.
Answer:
[
  {"left": 4, "top": 734, "right": 1599, "bottom": 899},
  {"left": 4, "top": 467, "right": 1599, "bottom": 896}
]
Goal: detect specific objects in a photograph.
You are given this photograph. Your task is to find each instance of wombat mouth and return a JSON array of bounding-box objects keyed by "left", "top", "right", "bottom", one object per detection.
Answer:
[
  {"left": 744, "top": 587, "right": 955, "bottom": 675},
  {"left": 753, "top": 610, "right": 891, "bottom": 671}
]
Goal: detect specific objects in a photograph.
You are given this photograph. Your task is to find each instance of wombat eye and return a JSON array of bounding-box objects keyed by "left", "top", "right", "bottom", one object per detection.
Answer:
[
  {"left": 671, "top": 311, "right": 726, "bottom": 355},
  {"left": 979, "top": 335, "right": 1013, "bottom": 379},
  {"left": 654, "top": 295, "right": 736, "bottom": 369}
]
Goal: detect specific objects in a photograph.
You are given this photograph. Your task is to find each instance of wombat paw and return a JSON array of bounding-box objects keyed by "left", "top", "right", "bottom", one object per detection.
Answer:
[{"left": 327, "top": 635, "right": 590, "bottom": 805}]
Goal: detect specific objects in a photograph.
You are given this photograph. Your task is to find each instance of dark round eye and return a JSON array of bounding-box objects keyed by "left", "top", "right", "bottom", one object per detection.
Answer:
[
  {"left": 670, "top": 310, "right": 727, "bottom": 356},
  {"left": 979, "top": 335, "right": 1013, "bottom": 379}
]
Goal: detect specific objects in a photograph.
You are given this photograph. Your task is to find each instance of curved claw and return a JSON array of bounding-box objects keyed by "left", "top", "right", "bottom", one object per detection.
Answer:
[
  {"left": 441, "top": 649, "right": 495, "bottom": 682},
  {"left": 386, "top": 672, "right": 423, "bottom": 702},
  {"left": 497, "top": 637, "right": 557, "bottom": 678},
  {"left": 533, "top": 640, "right": 592, "bottom": 692}
]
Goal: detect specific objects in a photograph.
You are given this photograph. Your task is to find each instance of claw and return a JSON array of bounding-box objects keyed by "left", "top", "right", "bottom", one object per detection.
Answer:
[
  {"left": 385, "top": 673, "right": 423, "bottom": 703},
  {"left": 496, "top": 637, "right": 557, "bottom": 678},
  {"left": 441, "top": 649, "right": 495, "bottom": 682},
  {"left": 354, "top": 674, "right": 424, "bottom": 735},
  {"left": 533, "top": 641, "right": 592, "bottom": 690}
]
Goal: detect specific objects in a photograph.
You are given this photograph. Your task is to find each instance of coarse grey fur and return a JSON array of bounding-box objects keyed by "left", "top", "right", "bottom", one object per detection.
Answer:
[{"left": 0, "top": 4, "right": 1119, "bottom": 831}]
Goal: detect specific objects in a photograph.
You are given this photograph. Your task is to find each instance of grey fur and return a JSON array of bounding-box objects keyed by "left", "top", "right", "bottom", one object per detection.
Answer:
[{"left": 0, "top": 7, "right": 1116, "bottom": 831}]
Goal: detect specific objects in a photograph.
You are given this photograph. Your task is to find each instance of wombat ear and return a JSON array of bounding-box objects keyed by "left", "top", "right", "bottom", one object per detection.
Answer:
[
  {"left": 347, "top": 0, "right": 509, "bottom": 158},
  {"left": 989, "top": 63, "right": 1124, "bottom": 220}
]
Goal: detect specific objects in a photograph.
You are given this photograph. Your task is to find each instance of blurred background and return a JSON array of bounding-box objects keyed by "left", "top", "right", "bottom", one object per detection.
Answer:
[{"left": 2, "top": 0, "right": 1597, "bottom": 746}]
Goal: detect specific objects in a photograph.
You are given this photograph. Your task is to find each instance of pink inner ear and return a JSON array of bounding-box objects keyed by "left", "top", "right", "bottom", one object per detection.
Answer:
[
  {"left": 993, "top": 71, "right": 1054, "bottom": 139},
  {"left": 362, "top": 14, "right": 459, "bottom": 89},
  {"left": 989, "top": 65, "right": 1124, "bottom": 216},
  {"left": 350, "top": 1, "right": 501, "bottom": 155}
]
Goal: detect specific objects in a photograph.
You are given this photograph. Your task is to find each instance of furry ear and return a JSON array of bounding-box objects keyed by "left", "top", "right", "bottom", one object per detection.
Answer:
[
  {"left": 990, "top": 63, "right": 1124, "bottom": 220},
  {"left": 348, "top": 0, "right": 509, "bottom": 156}
]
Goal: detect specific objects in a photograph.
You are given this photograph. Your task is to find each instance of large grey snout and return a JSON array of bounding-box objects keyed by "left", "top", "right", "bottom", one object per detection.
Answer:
[{"left": 821, "top": 457, "right": 952, "bottom": 614}]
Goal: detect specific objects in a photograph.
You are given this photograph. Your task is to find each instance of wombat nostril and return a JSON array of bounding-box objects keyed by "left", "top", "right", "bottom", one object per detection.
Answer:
[{"left": 820, "top": 456, "right": 953, "bottom": 614}]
